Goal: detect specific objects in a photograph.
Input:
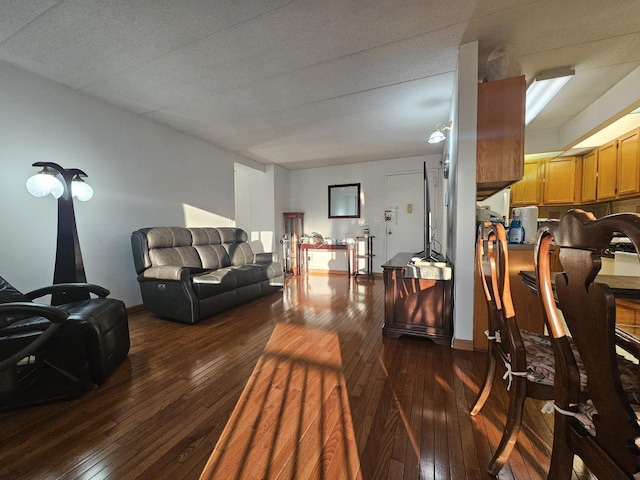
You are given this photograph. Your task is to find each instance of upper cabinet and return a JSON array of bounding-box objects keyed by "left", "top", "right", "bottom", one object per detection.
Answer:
[
  {"left": 510, "top": 156, "right": 582, "bottom": 206},
  {"left": 543, "top": 156, "right": 582, "bottom": 205},
  {"left": 578, "top": 127, "right": 640, "bottom": 203},
  {"left": 476, "top": 75, "right": 525, "bottom": 200},
  {"left": 581, "top": 150, "right": 597, "bottom": 203},
  {"left": 617, "top": 128, "right": 640, "bottom": 197},
  {"left": 513, "top": 126, "right": 640, "bottom": 208},
  {"left": 510, "top": 159, "right": 542, "bottom": 206},
  {"left": 597, "top": 140, "right": 618, "bottom": 201}
]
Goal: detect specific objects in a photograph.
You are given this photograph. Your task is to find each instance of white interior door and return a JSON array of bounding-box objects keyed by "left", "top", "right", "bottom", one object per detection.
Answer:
[
  {"left": 385, "top": 171, "right": 423, "bottom": 260},
  {"left": 384, "top": 168, "right": 443, "bottom": 262}
]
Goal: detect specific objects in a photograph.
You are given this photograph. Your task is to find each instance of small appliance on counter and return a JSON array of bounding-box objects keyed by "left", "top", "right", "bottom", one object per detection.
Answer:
[
  {"left": 511, "top": 206, "right": 539, "bottom": 243},
  {"left": 508, "top": 213, "right": 524, "bottom": 244}
]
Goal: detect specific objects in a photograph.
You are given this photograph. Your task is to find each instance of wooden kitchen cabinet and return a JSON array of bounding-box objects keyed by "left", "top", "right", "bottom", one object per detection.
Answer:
[
  {"left": 510, "top": 158, "right": 542, "bottom": 206},
  {"left": 617, "top": 128, "right": 640, "bottom": 197},
  {"left": 581, "top": 150, "right": 598, "bottom": 203},
  {"left": 476, "top": 75, "right": 525, "bottom": 200},
  {"left": 597, "top": 140, "right": 618, "bottom": 200},
  {"left": 513, "top": 127, "right": 640, "bottom": 209},
  {"left": 543, "top": 156, "right": 582, "bottom": 205}
]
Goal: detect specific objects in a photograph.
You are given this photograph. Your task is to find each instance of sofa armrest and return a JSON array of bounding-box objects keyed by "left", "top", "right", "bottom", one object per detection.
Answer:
[
  {"left": 26, "top": 283, "right": 111, "bottom": 300},
  {"left": 0, "top": 303, "right": 69, "bottom": 368},
  {"left": 0, "top": 302, "right": 69, "bottom": 326},
  {"left": 138, "top": 266, "right": 191, "bottom": 282},
  {"left": 255, "top": 252, "right": 280, "bottom": 264}
]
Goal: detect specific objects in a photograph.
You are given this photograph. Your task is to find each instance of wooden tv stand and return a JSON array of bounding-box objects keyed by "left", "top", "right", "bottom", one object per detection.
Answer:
[{"left": 381, "top": 252, "right": 453, "bottom": 345}]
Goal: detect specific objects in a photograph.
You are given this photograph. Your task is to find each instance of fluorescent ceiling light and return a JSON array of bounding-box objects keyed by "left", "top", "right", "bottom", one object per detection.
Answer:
[{"left": 525, "top": 67, "right": 574, "bottom": 125}]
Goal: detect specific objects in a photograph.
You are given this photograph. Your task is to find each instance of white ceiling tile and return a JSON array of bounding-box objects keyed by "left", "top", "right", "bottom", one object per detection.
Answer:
[{"left": 1, "top": 0, "right": 639, "bottom": 168}]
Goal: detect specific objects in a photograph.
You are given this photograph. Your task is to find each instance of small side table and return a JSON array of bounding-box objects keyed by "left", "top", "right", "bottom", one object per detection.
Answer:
[{"left": 355, "top": 235, "right": 375, "bottom": 278}]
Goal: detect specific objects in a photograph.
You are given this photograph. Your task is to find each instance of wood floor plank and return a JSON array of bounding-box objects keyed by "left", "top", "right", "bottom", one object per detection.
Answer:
[
  {"left": 451, "top": 350, "right": 484, "bottom": 479},
  {"left": 1, "top": 275, "right": 587, "bottom": 479},
  {"left": 433, "top": 341, "right": 451, "bottom": 479}
]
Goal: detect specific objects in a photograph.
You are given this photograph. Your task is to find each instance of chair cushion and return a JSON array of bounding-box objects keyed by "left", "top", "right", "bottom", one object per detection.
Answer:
[
  {"left": 521, "top": 330, "right": 582, "bottom": 388},
  {"left": 522, "top": 330, "right": 638, "bottom": 395},
  {"left": 560, "top": 399, "right": 640, "bottom": 443}
]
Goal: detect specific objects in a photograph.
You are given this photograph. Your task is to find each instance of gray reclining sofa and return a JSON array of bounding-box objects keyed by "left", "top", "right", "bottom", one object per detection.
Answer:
[{"left": 131, "top": 227, "right": 284, "bottom": 324}]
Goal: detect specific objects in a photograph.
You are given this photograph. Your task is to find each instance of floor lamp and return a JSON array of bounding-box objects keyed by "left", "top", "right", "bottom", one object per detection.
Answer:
[{"left": 26, "top": 162, "right": 94, "bottom": 305}]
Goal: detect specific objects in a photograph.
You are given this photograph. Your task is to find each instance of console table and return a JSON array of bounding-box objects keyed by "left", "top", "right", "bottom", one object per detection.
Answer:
[
  {"left": 381, "top": 252, "right": 453, "bottom": 345},
  {"left": 300, "top": 243, "right": 353, "bottom": 275}
]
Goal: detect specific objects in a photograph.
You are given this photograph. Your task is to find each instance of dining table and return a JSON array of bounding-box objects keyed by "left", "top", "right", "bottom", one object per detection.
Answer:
[{"left": 519, "top": 270, "right": 640, "bottom": 357}]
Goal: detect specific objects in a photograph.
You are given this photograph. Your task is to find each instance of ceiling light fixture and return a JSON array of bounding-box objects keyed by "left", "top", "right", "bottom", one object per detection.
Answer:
[
  {"left": 525, "top": 66, "right": 575, "bottom": 125},
  {"left": 428, "top": 121, "right": 452, "bottom": 144}
]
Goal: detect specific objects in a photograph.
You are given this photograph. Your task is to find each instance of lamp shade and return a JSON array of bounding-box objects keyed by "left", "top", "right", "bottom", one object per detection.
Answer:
[
  {"left": 26, "top": 172, "right": 64, "bottom": 198},
  {"left": 428, "top": 129, "right": 446, "bottom": 144},
  {"left": 72, "top": 179, "right": 94, "bottom": 201}
]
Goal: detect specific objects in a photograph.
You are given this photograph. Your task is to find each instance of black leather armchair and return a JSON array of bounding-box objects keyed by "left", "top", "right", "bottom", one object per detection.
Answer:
[{"left": 0, "top": 276, "right": 130, "bottom": 410}]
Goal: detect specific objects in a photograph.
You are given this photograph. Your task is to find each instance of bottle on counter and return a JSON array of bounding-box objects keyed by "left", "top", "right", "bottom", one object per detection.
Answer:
[{"left": 508, "top": 214, "right": 525, "bottom": 244}]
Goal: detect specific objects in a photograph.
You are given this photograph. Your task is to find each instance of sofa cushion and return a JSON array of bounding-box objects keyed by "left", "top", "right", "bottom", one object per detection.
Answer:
[
  {"left": 230, "top": 265, "right": 262, "bottom": 287},
  {"left": 191, "top": 269, "right": 238, "bottom": 298},
  {"left": 217, "top": 228, "right": 248, "bottom": 244},
  {"left": 149, "top": 247, "right": 202, "bottom": 268},
  {"left": 194, "top": 245, "right": 231, "bottom": 270},
  {"left": 226, "top": 243, "right": 254, "bottom": 266},
  {"left": 146, "top": 227, "right": 203, "bottom": 269},
  {"left": 248, "top": 262, "right": 283, "bottom": 280},
  {"left": 146, "top": 227, "right": 193, "bottom": 248},
  {"left": 189, "top": 228, "right": 222, "bottom": 246}
]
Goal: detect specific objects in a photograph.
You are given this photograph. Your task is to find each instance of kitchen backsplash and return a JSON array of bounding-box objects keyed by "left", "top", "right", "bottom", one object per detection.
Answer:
[{"left": 537, "top": 197, "right": 640, "bottom": 220}]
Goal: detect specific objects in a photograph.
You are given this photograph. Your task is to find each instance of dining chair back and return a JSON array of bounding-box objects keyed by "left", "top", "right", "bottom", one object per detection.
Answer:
[
  {"left": 535, "top": 209, "right": 640, "bottom": 479},
  {"left": 472, "top": 220, "right": 557, "bottom": 475}
]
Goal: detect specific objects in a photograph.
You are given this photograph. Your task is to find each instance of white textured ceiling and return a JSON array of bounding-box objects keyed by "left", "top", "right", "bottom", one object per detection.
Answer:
[{"left": 1, "top": 0, "right": 639, "bottom": 169}]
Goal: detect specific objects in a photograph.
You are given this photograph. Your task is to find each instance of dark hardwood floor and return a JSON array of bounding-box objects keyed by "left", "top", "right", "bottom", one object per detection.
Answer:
[{"left": 1, "top": 275, "right": 593, "bottom": 479}]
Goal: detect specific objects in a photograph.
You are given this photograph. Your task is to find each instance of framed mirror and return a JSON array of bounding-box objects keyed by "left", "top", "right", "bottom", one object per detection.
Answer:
[{"left": 328, "top": 183, "right": 361, "bottom": 218}]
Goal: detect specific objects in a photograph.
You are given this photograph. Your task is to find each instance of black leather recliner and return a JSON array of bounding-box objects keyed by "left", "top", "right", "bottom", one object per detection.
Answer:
[{"left": 0, "top": 276, "right": 130, "bottom": 410}]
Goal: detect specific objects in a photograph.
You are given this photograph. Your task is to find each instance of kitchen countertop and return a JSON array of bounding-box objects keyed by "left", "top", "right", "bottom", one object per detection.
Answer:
[{"left": 504, "top": 243, "right": 537, "bottom": 249}]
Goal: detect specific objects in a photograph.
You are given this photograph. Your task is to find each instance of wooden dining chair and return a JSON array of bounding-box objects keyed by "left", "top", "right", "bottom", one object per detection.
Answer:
[
  {"left": 535, "top": 209, "right": 640, "bottom": 479},
  {"left": 472, "top": 220, "right": 562, "bottom": 475}
]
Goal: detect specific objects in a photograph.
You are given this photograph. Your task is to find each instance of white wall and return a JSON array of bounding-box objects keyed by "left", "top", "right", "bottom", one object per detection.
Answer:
[
  {"left": 234, "top": 163, "right": 290, "bottom": 254},
  {"left": 290, "top": 155, "right": 443, "bottom": 272},
  {"left": 272, "top": 164, "right": 292, "bottom": 252},
  {"left": 0, "top": 60, "right": 261, "bottom": 307},
  {"left": 449, "top": 41, "right": 479, "bottom": 346},
  {"left": 235, "top": 163, "right": 272, "bottom": 253}
]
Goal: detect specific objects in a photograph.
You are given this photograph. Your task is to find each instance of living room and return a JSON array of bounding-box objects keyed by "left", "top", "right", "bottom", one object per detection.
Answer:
[{"left": 2, "top": 1, "right": 640, "bottom": 478}]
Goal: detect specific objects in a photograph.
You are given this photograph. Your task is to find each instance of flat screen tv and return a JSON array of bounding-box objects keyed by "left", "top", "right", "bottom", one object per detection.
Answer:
[{"left": 414, "top": 160, "right": 444, "bottom": 263}]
